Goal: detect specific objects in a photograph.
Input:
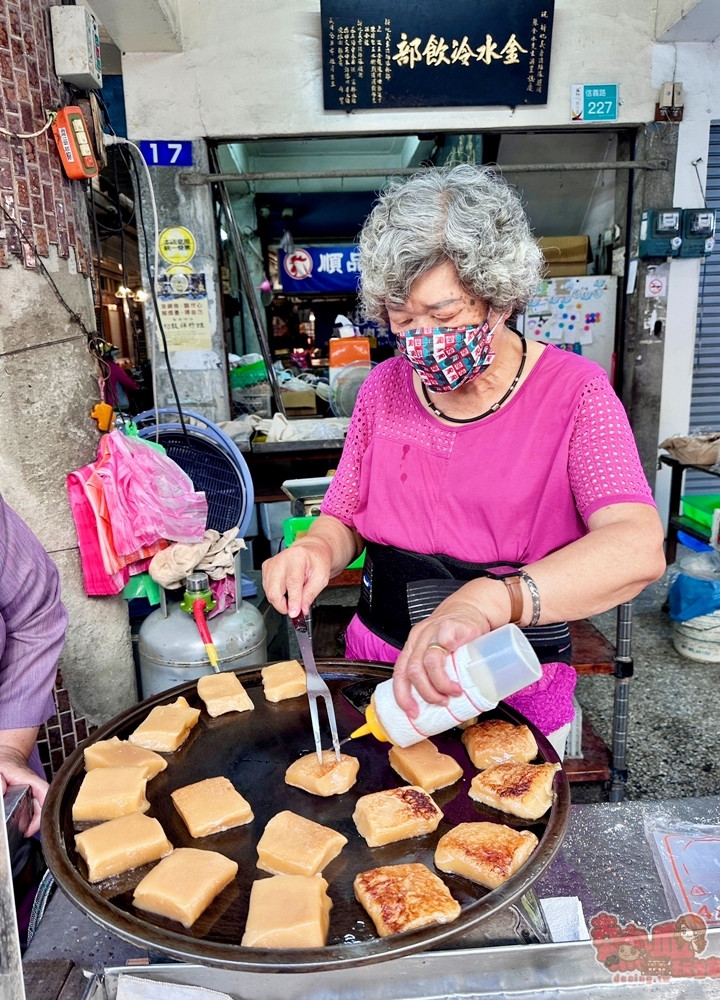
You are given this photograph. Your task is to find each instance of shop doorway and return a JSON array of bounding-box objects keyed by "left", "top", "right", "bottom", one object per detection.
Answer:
[{"left": 211, "top": 127, "right": 635, "bottom": 419}]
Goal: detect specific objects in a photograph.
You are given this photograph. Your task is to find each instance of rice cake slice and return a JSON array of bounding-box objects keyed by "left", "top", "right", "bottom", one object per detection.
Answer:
[
  {"left": 388, "top": 740, "right": 463, "bottom": 793},
  {"left": 128, "top": 696, "right": 200, "bottom": 752},
  {"left": 469, "top": 762, "right": 561, "bottom": 820},
  {"left": 72, "top": 766, "right": 150, "bottom": 822},
  {"left": 354, "top": 863, "right": 461, "bottom": 938},
  {"left": 462, "top": 720, "right": 538, "bottom": 770},
  {"left": 242, "top": 874, "right": 332, "bottom": 949},
  {"left": 197, "top": 672, "right": 254, "bottom": 717},
  {"left": 285, "top": 750, "right": 359, "bottom": 796},
  {"left": 261, "top": 660, "right": 306, "bottom": 702},
  {"left": 75, "top": 812, "right": 173, "bottom": 882},
  {"left": 256, "top": 810, "right": 347, "bottom": 876},
  {"left": 84, "top": 737, "right": 167, "bottom": 780},
  {"left": 434, "top": 821, "right": 539, "bottom": 889},
  {"left": 352, "top": 786, "right": 442, "bottom": 847},
  {"left": 133, "top": 847, "right": 238, "bottom": 928},
  {"left": 171, "top": 776, "right": 253, "bottom": 838}
]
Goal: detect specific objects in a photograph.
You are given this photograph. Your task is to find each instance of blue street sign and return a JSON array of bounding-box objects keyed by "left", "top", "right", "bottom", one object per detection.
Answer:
[
  {"left": 279, "top": 246, "right": 362, "bottom": 294},
  {"left": 571, "top": 84, "right": 618, "bottom": 122},
  {"left": 138, "top": 140, "right": 194, "bottom": 167}
]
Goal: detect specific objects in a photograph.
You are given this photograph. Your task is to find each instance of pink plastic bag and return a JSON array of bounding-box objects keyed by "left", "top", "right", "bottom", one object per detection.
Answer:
[{"left": 93, "top": 430, "right": 208, "bottom": 555}]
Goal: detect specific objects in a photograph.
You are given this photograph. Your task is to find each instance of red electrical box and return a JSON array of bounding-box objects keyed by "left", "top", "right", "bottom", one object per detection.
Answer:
[{"left": 52, "top": 107, "right": 98, "bottom": 180}]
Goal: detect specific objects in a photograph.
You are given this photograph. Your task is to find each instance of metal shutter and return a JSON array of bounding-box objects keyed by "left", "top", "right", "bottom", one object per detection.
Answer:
[{"left": 684, "top": 123, "right": 720, "bottom": 494}]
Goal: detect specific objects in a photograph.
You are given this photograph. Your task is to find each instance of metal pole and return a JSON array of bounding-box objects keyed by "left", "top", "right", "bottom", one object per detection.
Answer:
[
  {"left": 181, "top": 160, "right": 669, "bottom": 186},
  {"left": 234, "top": 549, "right": 242, "bottom": 615},
  {"left": 0, "top": 787, "right": 26, "bottom": 1000},
  {"left": 209, "top": 153, "right": 286, "bottom": 416},
  {"left": 610, "top": 601, "right": 634, "bottom": 802}
]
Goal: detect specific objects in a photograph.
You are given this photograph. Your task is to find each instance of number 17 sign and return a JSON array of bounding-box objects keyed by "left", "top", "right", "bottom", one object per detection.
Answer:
[
  {"left": 138, "top": 140, "right": 194, "bottom": 167},
  {"left": 571, "top": 84, "right": 618, "bottom": 122}
]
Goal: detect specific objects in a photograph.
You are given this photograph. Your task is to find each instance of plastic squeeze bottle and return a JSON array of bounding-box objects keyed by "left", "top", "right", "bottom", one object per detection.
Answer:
[{"left": 350, "top": 623, "right": 543, "bottom": 748}]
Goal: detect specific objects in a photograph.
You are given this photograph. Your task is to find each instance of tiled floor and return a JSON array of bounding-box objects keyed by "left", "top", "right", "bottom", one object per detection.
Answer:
[{"left": 579, "top": 575, "right": 720, "bottom": 801}]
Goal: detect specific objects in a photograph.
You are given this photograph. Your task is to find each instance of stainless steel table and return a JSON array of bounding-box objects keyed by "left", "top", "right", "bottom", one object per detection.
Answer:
[{"left": 25, "top": 795, "right": 720, "bottom": 998}]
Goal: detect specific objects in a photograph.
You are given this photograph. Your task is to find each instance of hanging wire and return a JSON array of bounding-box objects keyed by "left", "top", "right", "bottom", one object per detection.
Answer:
[
  {"left": 125, "top": 145, "right": 188, "bottom": 438},
  {"left": 112, "top": 146, "right": 144, "bottom": 366},
  {"left": 0, "top": 201, "right": 109, "bottom": 383},
  {"left": 691, "top": 157, "right": 712, "bottom": 372},
  {"left": 0, "top": 109, "right": 56, "bottom": 140}
]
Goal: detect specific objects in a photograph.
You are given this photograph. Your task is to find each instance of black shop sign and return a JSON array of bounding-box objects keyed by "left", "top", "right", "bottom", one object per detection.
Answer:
[{"left": 320, "top": 0, "right": 554, "bottom": 110}]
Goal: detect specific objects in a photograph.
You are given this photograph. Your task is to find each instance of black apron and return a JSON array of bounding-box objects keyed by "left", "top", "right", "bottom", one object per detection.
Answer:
[{"left": 356, "top": 540, "right": 571, "bottom": 665}]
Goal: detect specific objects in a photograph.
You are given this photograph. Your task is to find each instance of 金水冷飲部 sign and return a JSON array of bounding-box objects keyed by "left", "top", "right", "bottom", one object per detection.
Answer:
[{"left": 320, "top": 0, "right": 554, "bottom": 110}]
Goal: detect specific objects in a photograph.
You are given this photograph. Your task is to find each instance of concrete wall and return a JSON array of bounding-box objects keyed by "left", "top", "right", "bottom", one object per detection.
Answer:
[
  {"left": 136, "top": 140, "right": 231, "bottom": 422},
  {"left": 121, "top": 0, "right": 660, "bottom": 140},
  {"left": 0, "top": 0, "right": 136, "bottom": 727},
  {"left": 0, "top": 252, "right": 136, "bottom": 725}
]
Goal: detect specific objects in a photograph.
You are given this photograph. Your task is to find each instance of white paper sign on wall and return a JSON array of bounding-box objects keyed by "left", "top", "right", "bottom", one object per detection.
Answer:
[{"left": 644, "top": 272, "right": 668, "bottom": 298}]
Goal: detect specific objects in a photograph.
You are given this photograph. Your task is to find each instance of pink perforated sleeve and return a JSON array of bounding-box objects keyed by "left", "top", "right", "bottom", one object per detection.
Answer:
[
  {"left": 321, "top": 378, "right": 376, "bottom": 526},
  {"left": 568, "top": 375, "right": 655, "bottom": 523}
]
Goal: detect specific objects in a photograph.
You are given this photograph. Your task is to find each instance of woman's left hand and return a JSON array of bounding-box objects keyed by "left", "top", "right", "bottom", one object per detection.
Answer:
[{"left": 393, "top": 580, "right": 510, "bottom": 718}]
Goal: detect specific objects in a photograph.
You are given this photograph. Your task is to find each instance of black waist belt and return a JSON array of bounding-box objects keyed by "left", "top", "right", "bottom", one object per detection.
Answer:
[{"left": 357, "top": 541, "right": 572, "bottom": 665}]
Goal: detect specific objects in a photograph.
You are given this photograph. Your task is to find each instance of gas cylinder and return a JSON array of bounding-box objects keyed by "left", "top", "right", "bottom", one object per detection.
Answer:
[{"left": 138, "top": 572, "right": 267, "bottom": 698}]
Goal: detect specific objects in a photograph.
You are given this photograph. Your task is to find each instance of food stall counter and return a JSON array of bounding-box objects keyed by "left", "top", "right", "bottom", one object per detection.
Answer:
[{"left": 25, "top": 795, "right": 720, "bottom": 999}]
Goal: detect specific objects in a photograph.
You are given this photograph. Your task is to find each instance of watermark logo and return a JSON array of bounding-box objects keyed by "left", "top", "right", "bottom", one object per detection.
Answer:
[{"left": 591, "top": 911, "right": 720, "bottom": 983}]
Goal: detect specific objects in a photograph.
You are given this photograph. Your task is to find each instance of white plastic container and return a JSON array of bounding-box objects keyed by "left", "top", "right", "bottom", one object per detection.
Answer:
[
  {"left": 673, "top": 611, "right": 720, "bottom": 662},
  {"left": 356, "top": 623, "right": 543, "bottom": 748}
]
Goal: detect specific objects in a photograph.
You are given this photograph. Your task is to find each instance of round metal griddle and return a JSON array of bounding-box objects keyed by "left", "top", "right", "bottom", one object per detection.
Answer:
[{"left": 43, "top": 660, "right": 570, "bottom": 973}]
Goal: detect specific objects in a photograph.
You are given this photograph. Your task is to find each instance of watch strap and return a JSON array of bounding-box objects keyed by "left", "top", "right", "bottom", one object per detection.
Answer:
[{"left": 502, "top": 574, "right": 524, "bottom": 625}]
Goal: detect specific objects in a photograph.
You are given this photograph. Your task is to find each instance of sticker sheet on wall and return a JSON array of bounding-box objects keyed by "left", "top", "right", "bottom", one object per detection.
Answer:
[
  {"left": 526, "top": 276, "right": 613, "bottom": 344},
  {"left": 522, "top": 276, "right": 617, "bottom": 376}
]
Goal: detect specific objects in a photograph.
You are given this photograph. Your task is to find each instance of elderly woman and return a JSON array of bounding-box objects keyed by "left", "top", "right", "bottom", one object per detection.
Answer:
[{"left": 263, "top": 165, "right": 665, "bottom": 756}]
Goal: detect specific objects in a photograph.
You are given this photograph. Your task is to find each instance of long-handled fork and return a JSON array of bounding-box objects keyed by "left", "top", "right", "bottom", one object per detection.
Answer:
[{"left": 291, "top": 613, "right": 341, "bottom": 763}]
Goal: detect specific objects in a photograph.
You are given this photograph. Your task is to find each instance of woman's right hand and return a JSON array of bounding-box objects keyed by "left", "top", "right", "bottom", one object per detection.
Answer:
[{"left": 262, "top": 539, "right": 333, "bottom": 618}]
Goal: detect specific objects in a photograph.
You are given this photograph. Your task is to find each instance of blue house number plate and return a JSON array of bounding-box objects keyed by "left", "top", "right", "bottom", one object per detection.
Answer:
[
  {"left": 138, "top": 141, "right": 194, "bottom": 167},
  {"left": 571, "top": 84, "right": 618, "bottom": 122}
]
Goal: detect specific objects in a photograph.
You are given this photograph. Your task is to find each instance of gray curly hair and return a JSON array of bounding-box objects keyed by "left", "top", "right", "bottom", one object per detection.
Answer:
[{"left": 358, "top": 164, "right": 544, "bottom": 323}]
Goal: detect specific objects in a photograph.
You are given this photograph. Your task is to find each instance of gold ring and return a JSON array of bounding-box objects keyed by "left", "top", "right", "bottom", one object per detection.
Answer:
[{"left": 427, "top": 643, "right": 448, "bottom": 654}]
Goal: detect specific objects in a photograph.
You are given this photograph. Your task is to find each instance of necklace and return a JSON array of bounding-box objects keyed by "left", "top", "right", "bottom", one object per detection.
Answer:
[{"left": 421, "top": 335, "right": 527, "bottom": 425}]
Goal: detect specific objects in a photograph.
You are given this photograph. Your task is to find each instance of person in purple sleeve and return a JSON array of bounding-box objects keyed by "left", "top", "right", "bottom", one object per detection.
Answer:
[{"left": 0, "top": 494, "right": 68, "bottom": 836}]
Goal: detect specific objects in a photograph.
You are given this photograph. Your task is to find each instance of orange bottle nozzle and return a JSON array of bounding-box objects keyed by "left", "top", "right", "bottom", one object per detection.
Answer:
[{"left": 349, "top": 700, "right": 390, "bottom": 743}]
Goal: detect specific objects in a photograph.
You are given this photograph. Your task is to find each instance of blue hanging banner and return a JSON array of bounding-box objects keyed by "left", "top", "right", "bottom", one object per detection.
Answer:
[{"left": 279, "top": 246, "right": 362, "bottom": 293}]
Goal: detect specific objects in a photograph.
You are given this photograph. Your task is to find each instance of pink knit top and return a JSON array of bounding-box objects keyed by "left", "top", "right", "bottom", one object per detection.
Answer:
[{"left": 321, "top": 347, "right": 655, "bottom": 734}]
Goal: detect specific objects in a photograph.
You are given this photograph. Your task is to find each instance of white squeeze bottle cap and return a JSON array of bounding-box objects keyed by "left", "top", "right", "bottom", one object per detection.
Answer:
[
  {"left": 355, "top": 623, "right": 543, "bottom": 748},
  {"left": 457, "top": 623, "right": 543, "bottom": 703}
]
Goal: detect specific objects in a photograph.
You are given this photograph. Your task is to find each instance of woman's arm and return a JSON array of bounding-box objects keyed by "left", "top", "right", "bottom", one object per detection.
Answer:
[
  {"left": 393, "top": 501, "right": 665, "bottom": 715},
  {"left": 262, "top": 513, "right": 363, "bottom": 617},
  {"left": 0, "top": 498, "right": 68, "bottom": 834}
]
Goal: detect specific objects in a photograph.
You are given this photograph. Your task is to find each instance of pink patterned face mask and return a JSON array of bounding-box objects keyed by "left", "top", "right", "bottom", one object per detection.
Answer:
[{"left": 395, "top": 314, "right": 504, "bottom": 392}]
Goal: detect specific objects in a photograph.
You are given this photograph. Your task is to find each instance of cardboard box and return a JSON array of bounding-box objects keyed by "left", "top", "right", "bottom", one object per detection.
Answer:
[
  {"left": 537, "top": 236, "right": 591, "bottom": 277},
  {"left": 282, "top": 389, "right": 317, "bottom": 415}
]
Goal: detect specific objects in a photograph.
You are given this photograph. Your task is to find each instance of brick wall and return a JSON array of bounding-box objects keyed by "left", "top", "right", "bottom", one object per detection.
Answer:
[{"left": 0, "top": 0, "right": 91, "bottom": 272}]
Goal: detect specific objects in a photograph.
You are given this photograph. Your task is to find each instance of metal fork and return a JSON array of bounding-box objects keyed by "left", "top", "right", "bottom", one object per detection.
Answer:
[{"left": 291, "top": 613, "right": 341, "bottom": 763}]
